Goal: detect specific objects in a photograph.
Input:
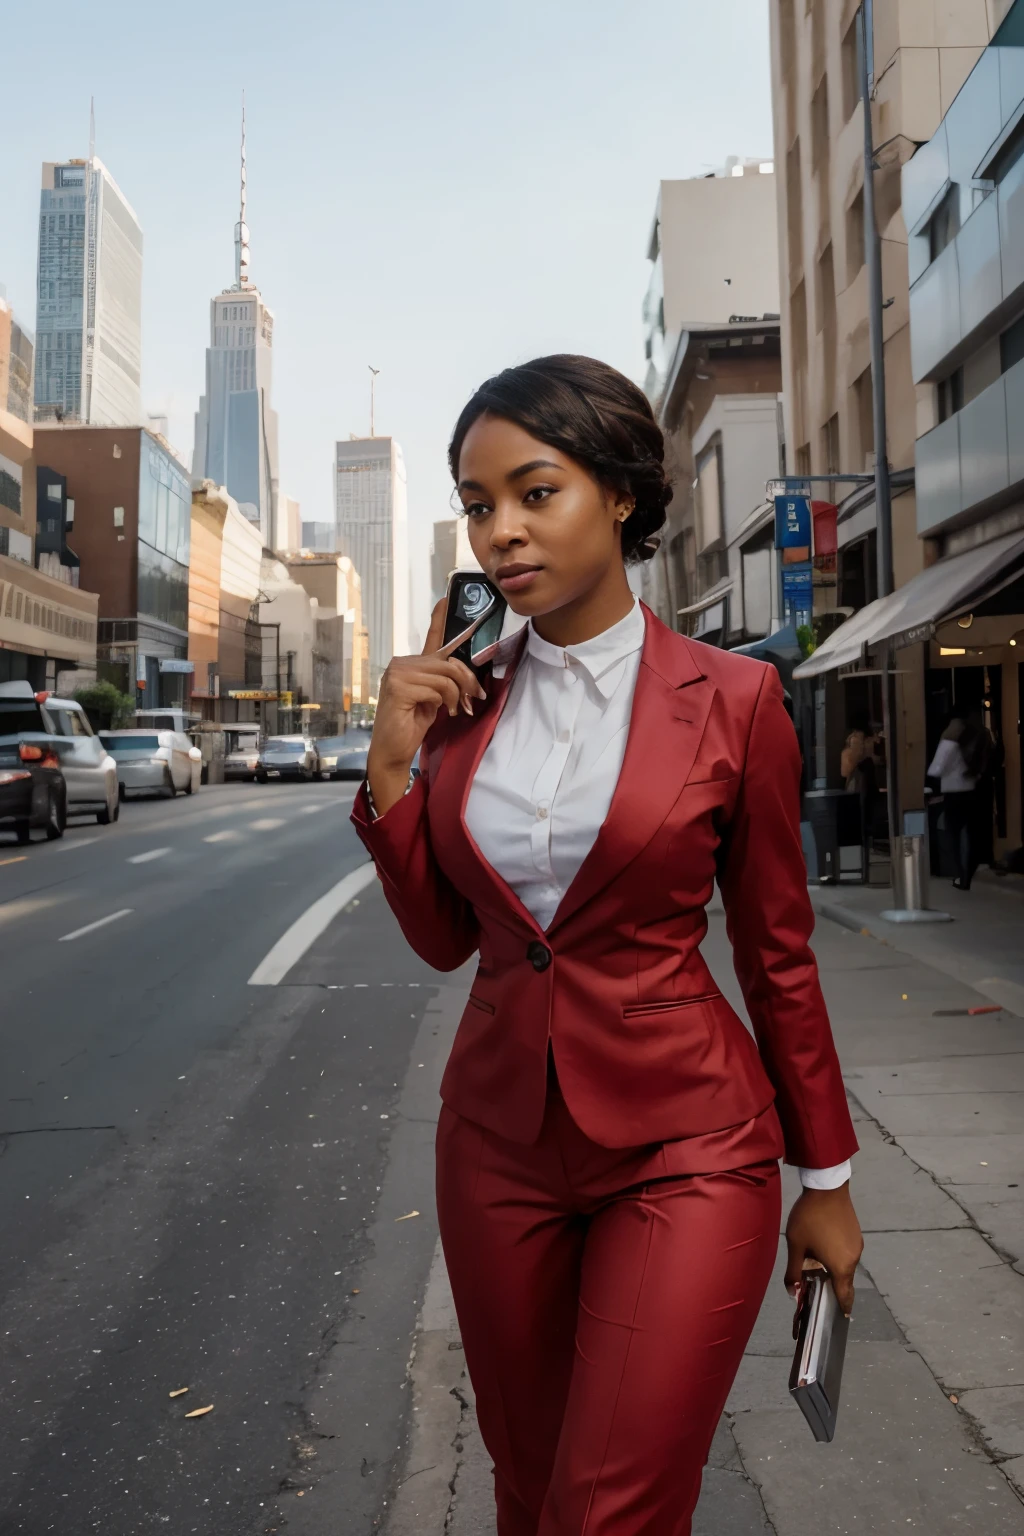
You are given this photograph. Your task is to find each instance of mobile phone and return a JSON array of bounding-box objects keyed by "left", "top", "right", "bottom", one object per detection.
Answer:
[{"left": 441, "top": 571, "right": 508, "bottom": 672}]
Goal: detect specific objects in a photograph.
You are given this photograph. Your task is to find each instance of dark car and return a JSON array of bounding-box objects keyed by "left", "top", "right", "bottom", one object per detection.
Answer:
[
  {"left": 0, "top": 738, "right": 66, "bottom": 843},
  {"left": 316, "top": 730, "right": 372, "bottom": 780},
  {"left": 256, "top": 735, "right": 320, "bottom": 782}
]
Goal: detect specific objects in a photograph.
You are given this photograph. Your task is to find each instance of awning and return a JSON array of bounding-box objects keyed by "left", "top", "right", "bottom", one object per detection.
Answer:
[
  {"left": 793, "top": 529, "right": 1024, "bottom": 679},
  {"left": 677, "top": 576, "right": 733, "bottom": 618}
]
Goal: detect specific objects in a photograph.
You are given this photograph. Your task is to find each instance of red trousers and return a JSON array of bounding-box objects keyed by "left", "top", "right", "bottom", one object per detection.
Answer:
[{"left": 436, "top": 1077, "right": 781, "bottom": 1536}]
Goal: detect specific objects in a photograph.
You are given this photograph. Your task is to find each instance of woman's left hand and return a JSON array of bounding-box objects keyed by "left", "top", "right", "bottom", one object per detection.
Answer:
[{"left": 784, "top": 1185, "right": 864, "bottom": 1318}]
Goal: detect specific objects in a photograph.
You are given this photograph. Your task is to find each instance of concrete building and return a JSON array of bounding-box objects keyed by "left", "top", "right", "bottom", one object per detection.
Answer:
[
  {"left": 192, "top": 111, "right": 279, "bottom": 545},
  {"left": 430, "top": 518, "right": 458, "bottom": 606},
  {"left": 188, "top": 480, "right": 264, "bottom": 720},
  {"left": 0, "top": 407, "right": 98, "bottom": 690},
  {"left": 258, "top": 553, "right": 348, "bottom": 734},
  {"left": 643, "top": 159, "right": 780, "bottom": 406},
  {"left": 274, "top": 491, "right": 301, "bottom": 553},
  {"left": 0, "top": 290, "right": 34, "bottom": 423},
  {"left": 800, "top": 5, "right": 1024, "bottom": 862},
  {"left": 768, "top": 0, "right": 1014, "bottom": 806},
  {"left": 334, "top": 435, "right": 409, "bottom": 692},
  {"left": 33, "top": 155, "right": 142, "bottom": 427},
  {"left": 34, "top": 424, "right": 191, "bottom": 706},
  {"left": 648, "top": 319, "right": 784, "bottom": 641},
  {"left": 284, "top": 551, "right": 370, "bottom": 716}
]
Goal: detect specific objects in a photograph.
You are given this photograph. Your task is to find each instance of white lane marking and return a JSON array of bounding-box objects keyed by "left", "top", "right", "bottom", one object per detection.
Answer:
[
  {"left": 299, "top": 805, "right": 326, "bottom": 815},
  {"left": 56, "top": 836, "right": 100, "bottom": 853},
  {"left": 248, "top": 863, "right": 377, "bottom": 986},
  {"left": 249, "top": 818, "right": 285, "bottom": 831},
  {"left": 204, "top": 830, "right": 240, "bottom": 844},
  {"left": 128, "top": 847, "right": 170, "bottom": 865},
  {"left": 58, "top": 908, "right": 133, "bottom": 943}
]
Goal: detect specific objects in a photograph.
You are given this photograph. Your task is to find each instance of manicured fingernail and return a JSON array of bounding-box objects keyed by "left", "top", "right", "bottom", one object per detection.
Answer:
[{"left": 463, "top": 697, "right": 474, "bottom": 716}]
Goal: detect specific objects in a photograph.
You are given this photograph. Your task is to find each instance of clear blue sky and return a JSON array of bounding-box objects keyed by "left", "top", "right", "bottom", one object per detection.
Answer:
[{"left": 1, "top": 0, "right": 773, "bottom": 640}]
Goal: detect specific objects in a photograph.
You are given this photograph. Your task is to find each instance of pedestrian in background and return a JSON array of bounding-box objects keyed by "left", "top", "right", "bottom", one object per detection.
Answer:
[
  {"left": 354, "top": 355, "right": 862, "bottom": 1536},
  {"left": 929, "top": 714, "right": 992, "bottom": 891}
]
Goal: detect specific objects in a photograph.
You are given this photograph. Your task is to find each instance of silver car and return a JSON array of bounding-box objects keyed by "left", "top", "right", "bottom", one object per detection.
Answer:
[
  {"left": 100, "top": 730, "right": 202, "bottom": 798},
  {"left": 0, "top": 683, "right": 119, "bottom": 825}
]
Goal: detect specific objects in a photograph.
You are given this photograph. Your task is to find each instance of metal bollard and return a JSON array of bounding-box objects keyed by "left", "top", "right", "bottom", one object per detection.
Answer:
[{"left": 901, "top": 834, "right": 927, "bottom": 911}]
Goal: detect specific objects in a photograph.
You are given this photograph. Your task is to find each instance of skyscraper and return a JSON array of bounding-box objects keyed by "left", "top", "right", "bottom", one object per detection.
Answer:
[
  {"left": 33, "top": 139, "right": 143, "bottom": 426},
  {"left": 334, "top": 436, "right": 409, "bottom": 692},
  {"left": 192, "top": 106, "right": 279, "bottom": 544}
]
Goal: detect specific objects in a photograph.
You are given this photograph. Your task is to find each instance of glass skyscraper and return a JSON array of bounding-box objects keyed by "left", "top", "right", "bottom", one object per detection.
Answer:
[
  {"left": 33, "top": 157, "right": 143, "bottom": 425},
  {"left": 334, "top": 436, "right": 409, "bottom": 693},
  {"left": 192, "top": 110, "right": 279, "bottom": 546}
]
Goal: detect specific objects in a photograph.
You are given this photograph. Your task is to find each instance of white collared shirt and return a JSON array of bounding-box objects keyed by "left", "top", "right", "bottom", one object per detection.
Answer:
[
  {"left": 466, "top": 598, "right": 645, "bottom": 933},
  {"left": 464, "top": 596, "right": 850, "bottom": 1191}
]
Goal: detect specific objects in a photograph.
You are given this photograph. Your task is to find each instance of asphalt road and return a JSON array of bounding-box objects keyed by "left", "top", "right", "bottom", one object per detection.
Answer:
[{"left": 0, "top": 780, "right": 469, "bottom": 1535}]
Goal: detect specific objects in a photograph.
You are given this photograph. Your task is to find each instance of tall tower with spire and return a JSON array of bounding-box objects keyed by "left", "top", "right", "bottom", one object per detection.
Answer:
[{"left": 192, "top": 100, "right": 279, "bottom": 543}]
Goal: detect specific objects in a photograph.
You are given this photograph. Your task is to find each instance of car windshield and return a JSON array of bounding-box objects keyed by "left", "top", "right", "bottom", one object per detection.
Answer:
[
  {"left": 225, "top": 732, "right": 259, "bottom": 754},
  {"left": 101, "top": 735, "right": 160, "bottom": 751},
  {"left": 266, "top": 740, "right": 305, "bottom": 755},
  {"left": 0, "top": 701, "right": 46, "bottom": 734},
  {"left": 317, "top": 737, "right": 347, "bottom": 752}
]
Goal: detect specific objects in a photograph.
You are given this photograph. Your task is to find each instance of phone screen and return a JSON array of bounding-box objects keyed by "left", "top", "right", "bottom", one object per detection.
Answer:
[{"left": 442, "top": 573, "right": 508, "bottom": 671}]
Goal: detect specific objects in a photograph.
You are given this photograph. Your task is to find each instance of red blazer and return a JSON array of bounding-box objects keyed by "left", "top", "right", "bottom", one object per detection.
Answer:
[{"left": 351, "top": 604, "right": 858, "bottom": 1169}]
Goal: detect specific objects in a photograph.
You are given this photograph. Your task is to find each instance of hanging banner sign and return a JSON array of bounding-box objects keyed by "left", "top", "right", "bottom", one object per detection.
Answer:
[
  {"left": 774, "top": 495, "right": 812, "bottom": 550},
  {"left": 782, "top": 563, "right": 813, "bottom": 605}
]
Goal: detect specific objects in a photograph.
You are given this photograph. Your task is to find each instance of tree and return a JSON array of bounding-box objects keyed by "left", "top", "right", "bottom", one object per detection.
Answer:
[{"left": 73, "top": 680, "right": 135, "bottom": 731}]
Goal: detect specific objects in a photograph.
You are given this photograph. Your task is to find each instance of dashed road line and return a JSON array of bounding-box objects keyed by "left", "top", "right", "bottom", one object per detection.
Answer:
[
  {"left": 249, "top": 818, "right": 285, "bottom": 831},
  {"left": 58, "top": 909, "right": 133, "bottom": 943},
  {"left": 127, "top": 847, "right": 170, "bottom": 865},
  {"left": 203, "top": 830, "right": 241, "bottom": 844}
]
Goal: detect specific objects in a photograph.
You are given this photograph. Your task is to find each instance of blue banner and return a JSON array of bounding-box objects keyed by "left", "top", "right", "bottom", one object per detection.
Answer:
[
  {"left": 774, "top": 495, "right": 812, "bottom": 549},
  {"left": 782, "top": 562, "right": 813, "bottom": 606}
]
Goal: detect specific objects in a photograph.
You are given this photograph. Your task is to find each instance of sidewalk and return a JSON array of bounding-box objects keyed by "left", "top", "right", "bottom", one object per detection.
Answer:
[{"left": 384, "top": 886, "right": 1024, "bottom": 1535}]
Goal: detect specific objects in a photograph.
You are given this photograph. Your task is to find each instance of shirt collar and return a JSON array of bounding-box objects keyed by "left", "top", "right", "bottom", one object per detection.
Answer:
[{"left": 524, "top": 598, "right": 644, "bottom": 699}]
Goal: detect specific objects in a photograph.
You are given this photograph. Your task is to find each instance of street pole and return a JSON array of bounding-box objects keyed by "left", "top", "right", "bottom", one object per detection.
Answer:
[
  {"left": 859, "top": 0, "right": 903, "bottom": 902},
  {"left": 369, "top": 365, "right": 380, "bottom": 438}
]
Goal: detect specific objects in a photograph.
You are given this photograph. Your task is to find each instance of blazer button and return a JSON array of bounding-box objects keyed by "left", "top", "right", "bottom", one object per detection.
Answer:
[{"left": 527, "top": 941, "right": 552, "bottom": 972}]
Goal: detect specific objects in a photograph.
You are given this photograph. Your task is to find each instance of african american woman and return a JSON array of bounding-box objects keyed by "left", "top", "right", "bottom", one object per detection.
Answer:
[{"left": 352, "top": 354, "right": 862, "bottom": 1536}]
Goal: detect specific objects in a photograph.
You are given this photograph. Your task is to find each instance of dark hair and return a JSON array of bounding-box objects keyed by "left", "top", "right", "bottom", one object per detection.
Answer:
[{"left": 448, "top": 354, "right": 672, "bottom": 562}]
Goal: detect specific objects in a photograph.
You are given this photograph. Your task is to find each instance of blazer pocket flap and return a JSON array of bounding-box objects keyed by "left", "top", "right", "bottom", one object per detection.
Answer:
[
  {"left": 622, "top": 992, "right": 720, "bottom": 1018},
  {"left": 467, "top": 993, "right": 496, "bottom": 1015}
]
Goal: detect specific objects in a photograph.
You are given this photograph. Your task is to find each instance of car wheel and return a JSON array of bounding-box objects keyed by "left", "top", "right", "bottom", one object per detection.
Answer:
[
  {"left": 162, "top": 770, "right": 176, "bottom": 799},
  {"left": 256, "top": 773, "right": 267, "bottom": 784},
  {"left": 118, "top": 782, "right": 126, "bottom": 802},
  {"left": 15, "top": 821, "right": 31, "bottom": 844},
  {"left": 96, "top": 802, "right": 112, "bottom": 825},
  {"left": 45, "top": 788, "right": 65, "bottom": 841},
  {"left": 185, "top": 773, "right": 194, "bottom": 795}
]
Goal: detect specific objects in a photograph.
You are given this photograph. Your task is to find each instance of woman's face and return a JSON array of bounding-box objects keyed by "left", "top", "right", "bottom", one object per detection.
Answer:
[{"left": 455, "top": 412, "right": 631, "bottom": 617}]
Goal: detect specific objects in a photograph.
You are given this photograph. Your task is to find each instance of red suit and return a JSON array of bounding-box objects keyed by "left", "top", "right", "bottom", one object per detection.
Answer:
[{"left": 353, "top": 605, "right": 857, "bottom": 1534}]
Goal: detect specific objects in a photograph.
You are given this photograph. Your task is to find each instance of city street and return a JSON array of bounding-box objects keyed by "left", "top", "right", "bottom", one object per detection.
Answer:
[{"left": 0, "top": 782, "right": 469, "bottom": 1534}]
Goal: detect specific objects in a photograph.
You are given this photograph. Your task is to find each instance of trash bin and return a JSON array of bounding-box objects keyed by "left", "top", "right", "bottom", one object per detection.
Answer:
[{"left": 802, "top": 789, "right": 865, "bottom": 884}]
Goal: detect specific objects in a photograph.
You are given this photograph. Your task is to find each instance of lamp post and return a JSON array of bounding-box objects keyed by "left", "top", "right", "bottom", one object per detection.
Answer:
[{"left": 858, "top": 0, "right": 904, "bottom": 905}]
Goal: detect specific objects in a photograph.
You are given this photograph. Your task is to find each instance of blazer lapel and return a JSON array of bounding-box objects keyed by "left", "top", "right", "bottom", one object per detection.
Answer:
[
  {"left": 428, "top": 629, "right": 544, "bottom": 933},
  {"left": 547, "top": 614, "right": 716, "bottom": 934}
]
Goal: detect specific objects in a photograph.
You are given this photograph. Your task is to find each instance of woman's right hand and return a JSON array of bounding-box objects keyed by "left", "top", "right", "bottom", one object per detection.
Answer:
[{"left": 366, "top": 598, "right": 487, "bottom": 817}]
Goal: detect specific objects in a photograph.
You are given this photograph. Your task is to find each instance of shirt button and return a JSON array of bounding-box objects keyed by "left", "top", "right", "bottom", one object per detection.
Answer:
[
  {"left": 557, "top": 729, "right": 571, "bottom": 743},
  {"left": 536, "top": 805, "right": 549, "bottom": 820}
]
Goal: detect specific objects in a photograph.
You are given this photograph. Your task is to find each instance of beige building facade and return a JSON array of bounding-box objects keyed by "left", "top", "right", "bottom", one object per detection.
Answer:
[{"left": 769, "top": 0, "right": 1013, "bottom": 805}]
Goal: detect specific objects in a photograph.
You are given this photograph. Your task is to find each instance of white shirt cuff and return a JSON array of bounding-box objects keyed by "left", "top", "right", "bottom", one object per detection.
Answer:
[{"left": 798, "top": 1160, "right": 852, "bottom": 1190}]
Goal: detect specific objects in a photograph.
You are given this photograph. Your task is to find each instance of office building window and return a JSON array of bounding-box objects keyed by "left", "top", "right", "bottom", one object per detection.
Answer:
[
  {"left": 929, "top": 185, "right": 961, "bottom": 262},
  {"left": 937, "top": 368, "right": 964, "bottom": 422},
  {"left": 1000, "top": 311, "right": 1024, "bottom": 374},
  {"left": 846, "top": 190, "right": 864, "bottom": 283}
]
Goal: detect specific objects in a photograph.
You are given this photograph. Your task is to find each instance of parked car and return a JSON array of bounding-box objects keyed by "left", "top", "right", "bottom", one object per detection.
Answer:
[
  {"left": 0, "top": 738, "right": 66, "bottom": 843},
  {"left": 317, "top": 730, "right": 372, "bottom": 780},
  {"left": 256, "top": 735, "right": 319, "bottom": 782},
  {"left": 0, "top": 682, "right": 118, "bottom": 824},
  {"left": 99, "top": 729, "right": 202, "bottom": 798},
  {"left": 223, "top": 726, "right": 262, "bottom": 782}
]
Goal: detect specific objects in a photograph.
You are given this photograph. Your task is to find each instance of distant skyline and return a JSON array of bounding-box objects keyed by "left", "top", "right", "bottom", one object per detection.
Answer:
[{"left": 0, "top": 0, "right": 773, "bottom": 640}]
